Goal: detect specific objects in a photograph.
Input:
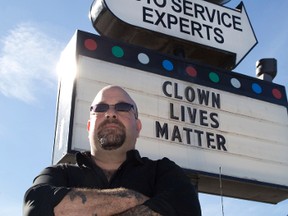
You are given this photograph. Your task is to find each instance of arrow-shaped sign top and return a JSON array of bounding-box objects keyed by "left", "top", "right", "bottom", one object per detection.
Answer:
[
  {"left": 92, "top": 0, "right": 258, "bottom": 68},
  {"left": 224, "top": 2, "right": 258, "bottom": 65}
]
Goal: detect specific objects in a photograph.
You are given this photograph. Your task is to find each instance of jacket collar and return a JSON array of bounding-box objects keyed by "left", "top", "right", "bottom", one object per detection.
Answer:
[{"left": 76, "top": 149, "right": 144, "bottom": 168}]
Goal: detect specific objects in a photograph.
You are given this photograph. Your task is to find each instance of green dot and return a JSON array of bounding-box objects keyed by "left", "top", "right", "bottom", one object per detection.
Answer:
[
  {"left": 112, "top": 46, "right": 124, "bottom": 58},
  {"left": 209, "top": 72, "right": 220, "bottom": 83}
]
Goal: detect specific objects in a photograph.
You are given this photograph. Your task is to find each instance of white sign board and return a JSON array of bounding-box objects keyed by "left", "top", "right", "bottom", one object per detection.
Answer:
[
  {"left": 53, "top": 30, "right": 288, "bottom": 203},
  {"left": 72, "top": 57, "right": 288, "bottom": 185},
  {"left": 103, "top": 0, "right": 257, "bottom": 65}
]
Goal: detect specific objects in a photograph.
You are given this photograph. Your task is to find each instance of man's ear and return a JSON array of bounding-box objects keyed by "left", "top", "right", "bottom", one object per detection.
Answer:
[
  {"left": 136, "top": 119, "right": 142, "bottom": 137},
  {"left": 87, "top": 120, "right": 91, "bottom": 132}
]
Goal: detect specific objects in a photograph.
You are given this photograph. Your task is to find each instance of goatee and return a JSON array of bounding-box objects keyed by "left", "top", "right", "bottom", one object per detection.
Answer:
[{"left": 97, "top": 119, "right": 126, "bottom": 150}]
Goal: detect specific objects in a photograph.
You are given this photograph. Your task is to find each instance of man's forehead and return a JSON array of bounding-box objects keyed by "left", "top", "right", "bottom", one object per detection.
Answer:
[{"left": 92, "top": 86, "right": 132, "bottom": 104}]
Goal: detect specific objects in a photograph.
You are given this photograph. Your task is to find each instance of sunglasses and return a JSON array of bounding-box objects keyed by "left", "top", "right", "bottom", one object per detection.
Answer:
[{"left": 90, "top": 102, "right": 137, "bottom": 118}]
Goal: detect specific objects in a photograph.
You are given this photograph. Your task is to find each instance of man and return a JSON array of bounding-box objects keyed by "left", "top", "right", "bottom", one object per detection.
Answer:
[{"left": 24, "top": 85, "right": 201, "bottom": 216}]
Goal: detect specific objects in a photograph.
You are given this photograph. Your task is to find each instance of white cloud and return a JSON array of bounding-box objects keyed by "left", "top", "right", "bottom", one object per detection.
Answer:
[{"left": 0, "top": 22, "right": 63, "bottom": 103}]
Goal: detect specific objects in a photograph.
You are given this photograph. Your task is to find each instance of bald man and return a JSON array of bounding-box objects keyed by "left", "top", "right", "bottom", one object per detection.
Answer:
[{"left": 24, "top": 85, "right": 201, "bottom": 216}]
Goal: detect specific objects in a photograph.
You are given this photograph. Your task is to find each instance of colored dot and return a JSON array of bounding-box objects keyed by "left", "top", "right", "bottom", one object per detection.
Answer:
[
  {"left": 209, "top": 72, "right": 220, "bottom": 83},
  {"left": 252, "top": 83, "right": 262, "bottom": 94},
  {"left": 230, "top": 78, "right": 241, "bottom": 88},
  {"left": 162, "top": 60, "right": 174, "bottom": 71},
  {"left": 185, "top": 66, "right": 197, "bottom": 77},
  {"left": 112, "top": 46, "right": 124, "bottom": 58},
  {"left": 138, "top": 53, "right": 150, "bottom": 64},
  {"left": 272, "top": 88, "right": 282, "bottom": 99},
  {"left": 84, "top": 39, "right": 97, "bottom": 51}
]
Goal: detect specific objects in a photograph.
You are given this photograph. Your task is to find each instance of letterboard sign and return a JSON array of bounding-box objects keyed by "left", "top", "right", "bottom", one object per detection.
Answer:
[{"left": 53, "top": 30, "right": 288, "bottom": 204}]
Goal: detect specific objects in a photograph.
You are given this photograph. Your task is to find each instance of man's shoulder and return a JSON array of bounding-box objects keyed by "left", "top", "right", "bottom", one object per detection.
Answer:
[
  {"left": 140, "top": 155, "right": 181, "bottom": 170},
  {"left": 141, "top": 156, "right": 174, "bottom": 163},
  {"left": 39, "top": 152, "right": 91, "bottom": 173},
  {"left": 37, "top": 162, "right": 79, "bottom": 175}
]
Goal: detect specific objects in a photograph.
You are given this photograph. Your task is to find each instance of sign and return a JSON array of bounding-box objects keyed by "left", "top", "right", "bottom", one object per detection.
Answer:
[
  {"left": 53, "top": 30, "right": 288, "bottom": 204},
  {"left": 91, "top": 0, "right": 257, "bottom": 67}
]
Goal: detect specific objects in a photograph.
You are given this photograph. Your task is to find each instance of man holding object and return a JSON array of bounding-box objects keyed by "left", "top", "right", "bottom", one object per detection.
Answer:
[{"left": 23, "top": 85, "right": 201, "bottom": 216}]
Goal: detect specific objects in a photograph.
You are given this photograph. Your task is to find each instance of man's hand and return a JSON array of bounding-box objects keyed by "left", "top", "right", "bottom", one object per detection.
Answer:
[{"left": 54, "top": 188, "right": 149, "bottom": 216}]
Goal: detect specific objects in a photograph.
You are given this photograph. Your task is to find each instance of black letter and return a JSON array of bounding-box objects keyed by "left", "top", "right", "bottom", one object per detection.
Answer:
[
  {"left": 206, "top": 132, "right": 216, "bottom": 149},
  {"left": 212, "top": 92, "right": 221, "bottom": 109},
  {"left": 199, "top": 109, "right": 209, "bottom": 127},
  {"left": 183, "top": 127, "right": 193, "bottom": 144},
  {"left": 184, "top": 86, "right": 195, "bottom": 102},
  {"left": 205, "top": 7, "right": 216, "bottom": 22},
  {"left": 210, "top": 113, "right": 219, "bottom": 128},
  {"left": 181, "top": 105, "right": 185, "bottom": 122},
  {"left": 143, "top": 7, "right": 154, "bottom": 24},
  {"left": 154, "top": 0, "right": 166, "bottom": 8},
  {"left": 179, "top": 17, "right": 190, "bottom": 34},
  {"left": 171, "top": 0, "right": 182, "bottom": 13},
  {"left": 197, "top": 88, "right": 210, "bottom": 106},
  {"left": 191, "top": 20, "right": 203, "bottom": 38},
  {"left": 174, "top": 82, "right": 183, "bottom": 100},
  {"left": 170, "top": 103, "right": 179, "bottom": 120},
  {"left": 216, "top": 134, "right": 227, "bottom": 151},
  {"left": 155, "top": 10, "right": 167, "bottom": 27},
  {"left": 155, "top": 121, "right": 168, "bottom": 139},
  {"left": 232, "top": 15, "right": 242, "bottom": 31},
  {"left": 172, "top": 125, "right": 182, "bottom": 142},
  {"left": 214, "top": 28, "right": 224, "bottom": 44},
  {"left": 183, "top": 0, "right": 193, "bottom": 17},
  {"left": 167, "top": 13, "right": 178, "bottom": 29},
  {"left": 221, "top": 12, "right": 231, "bottom": 28},
  {"left": 187, "top": 107, "right": 197, "bottom": 123},
  {"left": 194, "top": 3, "right": 205, "bottom": 20},
  {"left": 194, "top": 129, "right": 204, "bottom": 147},
  {"left": 162, "top": 81, "right": 172, "bottom": 97},
  {"left": 202, "top": 24, "right": 213, "bottom": 40}
]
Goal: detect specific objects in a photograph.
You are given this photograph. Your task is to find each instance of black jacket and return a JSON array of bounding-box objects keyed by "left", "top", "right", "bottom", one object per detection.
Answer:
[{"left": 23, "top": 150, "right": 201, "bottom": 216}]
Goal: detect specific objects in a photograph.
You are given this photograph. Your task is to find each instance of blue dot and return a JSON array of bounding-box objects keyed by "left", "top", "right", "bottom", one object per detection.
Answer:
[
  {"left": 252, "top": 83, "right": 262, "bottom": 94},
  {"left": 162, "top": 60, "right": 174, "bottom": 71}
]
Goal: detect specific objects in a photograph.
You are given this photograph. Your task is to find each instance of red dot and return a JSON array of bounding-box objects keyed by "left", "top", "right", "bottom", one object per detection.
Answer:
[
  {"left": 84, "top": 39, "right": 97, "bottom": 51},
  {"left": 272, "top": 88, "right": 282, "bottom": 99},
  {"left": 186, "top": 66, "right": 197, "bottom": 77}
]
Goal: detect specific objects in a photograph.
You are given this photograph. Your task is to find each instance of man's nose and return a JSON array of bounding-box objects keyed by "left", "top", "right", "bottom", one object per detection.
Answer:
[{"left": 105, "top": 107, "right": 117, "bottom": 119}]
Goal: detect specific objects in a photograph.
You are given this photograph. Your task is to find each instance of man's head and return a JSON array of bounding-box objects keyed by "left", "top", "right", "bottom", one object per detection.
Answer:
[{"left": 87, "top": 85, "right": 142, "bottom": 156}]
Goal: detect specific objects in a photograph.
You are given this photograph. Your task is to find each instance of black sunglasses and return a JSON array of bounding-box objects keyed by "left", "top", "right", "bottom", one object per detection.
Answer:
[{"left": 90, "top": 102, "right": 135, "bottom": 115}]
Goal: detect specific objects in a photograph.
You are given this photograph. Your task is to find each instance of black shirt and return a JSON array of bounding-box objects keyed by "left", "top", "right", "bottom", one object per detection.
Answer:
[{"left": 23, "top": 150, "right": 201, "bottom": 216}]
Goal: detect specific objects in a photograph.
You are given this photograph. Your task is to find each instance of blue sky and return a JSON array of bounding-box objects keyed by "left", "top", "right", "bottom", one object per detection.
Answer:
[{"left": 0, "top": 0, "right": 287, "bottom": 215}]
